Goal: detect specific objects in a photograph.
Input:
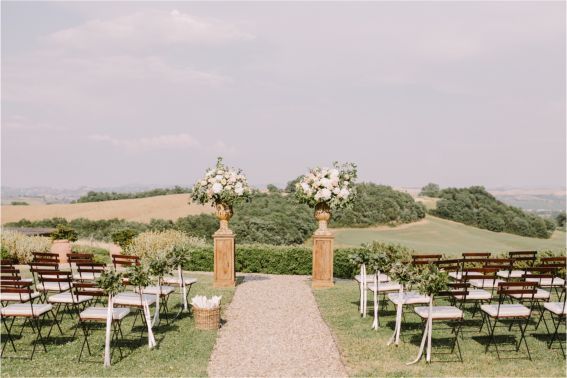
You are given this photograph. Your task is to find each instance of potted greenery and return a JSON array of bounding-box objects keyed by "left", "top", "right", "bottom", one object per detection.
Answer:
[
  {"left": 95, "top": 269, "right": 125, "bottom": 368},
  {"left": 407, "top": 264, "right": 449, "bottom": 364},
  {"left": 167, "top": 246, "right": 191, "bottom": 312},
  {"left": 125, "top": 264, "right": 157, "bottom": 348},
  {"left": 50, "top": 224, "right": 78, "bottom": 264},
  {"left": 387, "top": 261, "right": 419, "bottom": 345}
]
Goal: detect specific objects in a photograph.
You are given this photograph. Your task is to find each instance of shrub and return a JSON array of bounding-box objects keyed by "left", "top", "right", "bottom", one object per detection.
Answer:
[
  {"left": 125, "top": 230, "right": 206, "bottom": 260},
  {"left": 71, "top": 244, "right": 111, "bottom": 264},
  {"left": 75, "top": 186, "right": 191, "bottom": 203},
  {"left": 331, "top": 183, "right": 426, "bottom": 227},
  {"left": 1, "top": 230, "right": 52, "bottom": 263},
  {"left": 432, "top": 186, "right": 554, "bottom": 238},
  {"left": 51, "top": 224, "right": 79, "bottom": 241},
  {"left": 111, "top": 229, "right": 139, "bottom": 249},
  {"left": 10, "top": 201, "right": 29, "bottom": 206},
  {"left": 419, "top": 183, "right": 441, "bottom": 197}
]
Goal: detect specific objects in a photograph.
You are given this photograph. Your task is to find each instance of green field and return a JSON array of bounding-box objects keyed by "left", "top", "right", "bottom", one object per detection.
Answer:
[{"left": 334, "top": 215, "right": 566, "bottom": 256}]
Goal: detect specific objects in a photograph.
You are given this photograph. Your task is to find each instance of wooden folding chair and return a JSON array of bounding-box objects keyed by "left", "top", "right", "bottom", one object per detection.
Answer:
[
  {"left": 1, "top": 281, "right": 59, "bottom": 359},
  {"left": 536, "top": 285, "right": 566, "bottom": 356},
  {"left": 480, "top": 281, "right": 537, "bottom": 360},
  {"left": 32, "top": 252, "right": 59, "bottom": 263},
  {"left": 455, "top": 269, "right": 494, "bottom": 318},
  {"left": 435, "top": 259, "right": 461, "bottom": 280},
  {"left": 462, "top": 252, "right": 491, "bottom": 259}
]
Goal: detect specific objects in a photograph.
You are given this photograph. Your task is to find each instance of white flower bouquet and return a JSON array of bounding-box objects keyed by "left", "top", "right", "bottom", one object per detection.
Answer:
[
  {"left": 295, "top": 162, "right": 357, "bottom": 210},
  {"left": 191, "top": 157, "right": 252, "bottom": 207}
]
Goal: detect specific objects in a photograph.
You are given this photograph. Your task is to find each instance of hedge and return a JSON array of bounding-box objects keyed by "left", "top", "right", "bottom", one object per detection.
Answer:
[{"left": 184, "top": 244, "right": 363, "bottom": 279}]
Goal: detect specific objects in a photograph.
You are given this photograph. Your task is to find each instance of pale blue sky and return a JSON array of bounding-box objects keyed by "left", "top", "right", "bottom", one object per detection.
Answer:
[{"left": 2, "top": 1, "right": 565, "bottom": 189}]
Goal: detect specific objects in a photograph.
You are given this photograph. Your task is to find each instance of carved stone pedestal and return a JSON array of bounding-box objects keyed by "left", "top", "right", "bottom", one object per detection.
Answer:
[
  {"left": 213, "top": 233, "right": 236, "bottom": 288},
  {"left": 312, "top": 234, "right": 334, "bottom": 288}
]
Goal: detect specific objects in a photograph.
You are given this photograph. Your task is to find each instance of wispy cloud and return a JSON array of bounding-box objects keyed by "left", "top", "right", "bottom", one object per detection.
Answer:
[
  {"left": 44, "top": 9, "right": 255, "bottom": 52},
  {"left": 89, "top": 133, "right": 200, "bottom": 152}
]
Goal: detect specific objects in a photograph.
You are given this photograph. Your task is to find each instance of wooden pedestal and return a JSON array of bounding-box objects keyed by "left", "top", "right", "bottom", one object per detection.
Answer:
[
  {"left": 312, "top": 234, "right": 334, "bottom": 288},
  {"left": 213, "top": 234, "right": 236, "bottom": 288}
]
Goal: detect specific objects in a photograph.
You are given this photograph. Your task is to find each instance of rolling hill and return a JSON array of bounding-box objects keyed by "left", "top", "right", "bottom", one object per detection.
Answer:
[
  {"left": 0, "top": 194, "right": 213, "bottom": 224},
  {"left": 332, "top": 215, "right": 566, "bottom": 255}
]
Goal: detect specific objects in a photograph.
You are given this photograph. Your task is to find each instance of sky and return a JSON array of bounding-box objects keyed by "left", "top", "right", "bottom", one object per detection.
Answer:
[{"left": 1, "top": 1, "right": 565, "bottom": 189}]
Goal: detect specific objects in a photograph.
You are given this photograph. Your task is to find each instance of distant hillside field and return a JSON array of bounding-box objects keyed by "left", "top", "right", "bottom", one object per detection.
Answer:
[
  {"left": 333, "top": 215, "right": 566, "bottom": 255},
  {"left": 0, "top": 194, "right": 213, "bottom": 224}
]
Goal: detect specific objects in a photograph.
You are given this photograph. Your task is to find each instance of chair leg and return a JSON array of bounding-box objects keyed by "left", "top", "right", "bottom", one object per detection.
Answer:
[
  {"left": 78, "top": 321, "right": 91, "bottom": 362},
  {"left": 30, "top": 316, "right": 47, "bottom": 360},
  {"left": 1, "top": 317, "right": 17, "bottom": 356},
  {"left": 516, "top": 317, "right": 532, "bottom": 360}
]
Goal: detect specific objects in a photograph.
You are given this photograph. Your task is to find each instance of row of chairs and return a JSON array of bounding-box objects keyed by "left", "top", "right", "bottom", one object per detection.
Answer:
[
  {"left": 355, "top": 252, "right": 566, "bottom": 360},
  {"left": 1, "top": 252, "right": 197, "bottom": 361}
]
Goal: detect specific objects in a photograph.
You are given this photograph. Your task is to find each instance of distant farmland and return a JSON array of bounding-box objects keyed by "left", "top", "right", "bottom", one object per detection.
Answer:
[
  {"left": 333, "top": 215, "right": 566, "bottom": 255},
  {"left": 0, "top": 194, "right": 213, "bottom": 224}
]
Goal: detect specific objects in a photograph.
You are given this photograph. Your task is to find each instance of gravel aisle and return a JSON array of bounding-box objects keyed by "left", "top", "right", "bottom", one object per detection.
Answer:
[{"left": 208, "top": 274, "right": 347, "bottom": 377}]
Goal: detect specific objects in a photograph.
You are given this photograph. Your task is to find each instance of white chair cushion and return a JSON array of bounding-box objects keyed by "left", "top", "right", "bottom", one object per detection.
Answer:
[
  {"left": 387, "top": 291, "right": 430, "bottom": 305},
  {"left": 453, "top": 289, "right": 492, "bottom": 301},
  {"left": 354, "top": 273, "right": 390, "bottom": 283},
  {"left": 48, "top": 292, "right": 94, "bottom": 304},
  {"left": 113, "top": 292, "right": 157, "bottom": 306},
  {"left": 1, "top": 303, "right": 53, "bottom": 317},
  {"left": 73, "top": 272, "right": 101, "bottom": 280},
  {"left": 415, "top": 306, "right": 463, "bottom": 320},
  {"left": 544, "top": 302, "right": 567, "bottom": 316},
  {"left": 509, "top": 289, "right": 550, "bottom": 300},
  {"left": 0, "top": 292, "right": 41, "bottom": 302},
  {"left": 469, "top": 279, "right": 503, "bottom": 289},
  {"left": 497, "top": 270, "right": 525, "bottom": 279},
  {"left": 36, "top": 282, "right": 71, "bottom": 291},
  {"left": 367, "top": 282, "right": 401, "bottom": 293},
  {"left": 481, "top": 304, "right": 530, "bottom": 318},
  {"left": 141, "top": 286, "right": 175, "bottom": 296},
  {"left": 80, "top": 307, "right": 130, "bottom": 321},
  {"left": 161, "top": 277, "right": 198, "bottom": 286},
  {"left": 526, "top": 277, "right": 565, "bottom": 287}
]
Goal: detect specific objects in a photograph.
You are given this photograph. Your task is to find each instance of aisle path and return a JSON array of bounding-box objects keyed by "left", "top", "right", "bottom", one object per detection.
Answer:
[{"left": 208, "top": 275, "right": 347, "bottom": 377}]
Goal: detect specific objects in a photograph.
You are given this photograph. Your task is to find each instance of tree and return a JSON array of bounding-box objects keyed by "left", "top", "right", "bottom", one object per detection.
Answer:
[
  {"left": 556, "top": 212, "right": 566, "bottom": 228},
  {"left": 419, "top": 183, "right": 441, "bottom": 197},
  {"left": 285, "top": 176, "right": 302, "bottom": 193},
  {"left": 266, "top": 184, "right": 280, "bottom": 193}
]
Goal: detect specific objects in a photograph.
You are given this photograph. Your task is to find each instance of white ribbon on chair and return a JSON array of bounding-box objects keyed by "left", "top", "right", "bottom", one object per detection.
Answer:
[
  {"left": 407, "top": 296, "right": 433, "bottom": 365},
  {"left": 104, "top": 294, "right": 114, "bottom": 368},
  {"left": 143, "top": 296, "right": 157, "bottom": 348},
  {"left": 371, "top": 271, "right": 380, "bottom": 330},
  {"left": 360, "top": 264, "right": 368, "bottom": 317},
  {"left": 388, "top": 285, "right": 405, "bottom": 346},
  {"left": 178, "top": 265, "right": 188, "bottom": 311}
]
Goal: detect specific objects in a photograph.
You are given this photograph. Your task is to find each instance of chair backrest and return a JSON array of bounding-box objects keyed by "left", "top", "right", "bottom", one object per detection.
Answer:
[
  {"left": 1, "top": 259, "right": 17, "bottom": 268},
  {"left": 411, "top": 254, "right": 443, "bottom": 265},
  {"left": 496, "top": 281, "right": 537, "bottom": 309},
  {"left": 439, "top": 282, "right": 470, "bottom": 304},
  {"left": 509, "top": 251, "right": 537, "bottom": 260},
  {"left": 522, "top": 266, "right": 559, "bottom": 286},
  {"left": 112, "top": 254, "right": 140, "bottom": 269},
  {"left": 0, "top": 266, "right": 23, "bottom": 281},
  {"left": 38, "top": 270, "right": 73, "bottom": 293},
  {"left": 539, "top": 256, "right": 566, "bottom": 269},
  {"left": 75, "top": 261, "right": 106, "bottom": 280},
  {"left": 483, "top": 258, "right": 513, "bottom": 270},
  {"left": 32, "top": 252, "right": 59, "bottom": 261},
  {"left": 67, "top": 253, "right": 94, "bottom": 263},
  {"left": 73, "top": 280, "right": 105, "bottom": 298},
  {"left": 462, "top": 252, "right": 491, "bottom": 259},
  {"left": 434, "top": 259, "right": 461, "bottom": 273},
  {"left": 0, "top": 280, "right": 36, "bottom": 306}
]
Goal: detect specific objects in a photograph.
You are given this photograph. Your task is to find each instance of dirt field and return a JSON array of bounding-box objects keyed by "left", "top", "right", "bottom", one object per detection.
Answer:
[{"left": 0, "top": 194, "right": 213, "bottom": 224}]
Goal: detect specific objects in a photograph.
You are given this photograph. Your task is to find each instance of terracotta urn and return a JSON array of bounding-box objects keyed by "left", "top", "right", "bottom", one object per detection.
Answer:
[
  {"left": 215, "top": 202, "right": 234, "bottom": 235},
  {"left": 314, "top": 202, "right": 332, "bottom": 235},
  {"left": 51, "top": 239, "right": 71, "bottom": 264}
]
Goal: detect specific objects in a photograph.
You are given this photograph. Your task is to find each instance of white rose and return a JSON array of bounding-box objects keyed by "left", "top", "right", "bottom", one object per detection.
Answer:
[
  {"left": 200, "top": 180, "right": 207, "bottom": 186},
  {"left": 221, "top": 178, "right": 227, "bottom": 185},
  {"left": 225, "top": 185, "right": 233, "bottom": 191},
  {"left": 235, "top": 187, "right": 244, "bottom": 195},
  {"left": 321, "top": 188, "right": 332, "bottom": 200},
  {"left": 339, "top": 188, "right": 350, "bottom": 199},
  {"left": 206, "top": 169, "right": 215, "bottom": 177},
  {"left": 330, "top": 169, "right": 339, "bottom": 178},
  {"left": 208, "top": 178, "right": 214, "bottom": 183},
  {"left": 314, "top": 191, "right": 322, "bottom": 201},
  {"left": 217, "top": 170, "right": 224, "bottom": 175},
  {"left": 212, "top": 183, "right": 223, "bottom": 193},
  {"left": 228, "top": 176, "right": 236, "bottom": 184},
  {"left": 320, "top": 178, "right": 332, "bottom": 189},
  {"left": 301, "top": 182, "right": 310, "bottom": 192},
  {"left": 333, "top": 187, "right": 340, "bottom": 195}
]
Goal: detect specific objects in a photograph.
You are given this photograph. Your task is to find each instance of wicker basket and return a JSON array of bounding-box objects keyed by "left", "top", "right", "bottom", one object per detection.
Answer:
[{"left": 193, "top": 305, "right": 221, "bottom": 330}]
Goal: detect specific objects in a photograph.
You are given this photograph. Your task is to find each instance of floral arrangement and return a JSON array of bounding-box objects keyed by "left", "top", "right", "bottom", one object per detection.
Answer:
[
  {"left": 191, "top": 157, "right": 252, "bottom": 207},
  {"left": 295, "top": 162, "right": 357, "bottom": 210},
  {"left": 415, "top": 264, "right": 449, "bottom": 296}
]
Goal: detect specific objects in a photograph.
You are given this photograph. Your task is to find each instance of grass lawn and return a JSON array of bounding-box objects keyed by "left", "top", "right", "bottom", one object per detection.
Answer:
[
  {"left": 334, "top": 215, "right": 566, "bottom": 256},
  {"left": 2, "top": 272, "right": 235, "bottom": 377},
  {"left": 314, "top": 280, "right": 565, "bottom": 377}
]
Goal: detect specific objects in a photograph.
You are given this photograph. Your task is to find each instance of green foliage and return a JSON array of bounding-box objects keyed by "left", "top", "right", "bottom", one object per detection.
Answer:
[
  {"left": 332, "top": 183, "right": 426, "bottom": 227},
  {"left": 51, "top": 224, "right": 78, "bottom": 241},
  {"left": 366, "top": 241, "right": 413, "bottom": 273},
  {"left": 10, "top": 201, "right": 29, "bottom": 206},
  {"left": 125, "top": 265, "right": 151, "bottom": 288},
  {"left": 183, "top": 243, "right": 405, "bottom": 279},
  {"left": 285, "top": 176, "right": 302, "bottom": 193},
  {"left": 167, "top": 245, "right": 192, "bottom": 268},
  {"left": 266, "top": 184, "right": 280, "bottom": 193},
  {"left": 96, "top": 270, "right": 125, "bottom": 295},
  {"left": 348, "top": 249, "right": 372, "bottom": 267},
  {"left": 231, "top": 192, "right": 316, "bottom": 245},
  {"left": 111, "top": 229, "right": 139, "bottom": 249},
  {"left": 75, "top": 186, "right": 191, "bottom": 203},
  {"left": 556, "top": 212, "right": 566, "bottom": 229},
  {"left": 148, "top": 254, "right": 172, "bottom": 279},
  {"left": 1, "top": 243, "right": 12, "bottom": 260},
  {"left": 415, "top": 264, "right": 449, "bottom": 296},
  {"left": 419, "top": 183, "right": 441, "bottom": 197},
  {"left": 432, "top": 186, "right": 554, "bottom": 238},
  {"left": 71, "top": 245, "right": 110, "bottom": 264},
  {"left": 388, "top": 261, "right": 418, "bottom": 286}
]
